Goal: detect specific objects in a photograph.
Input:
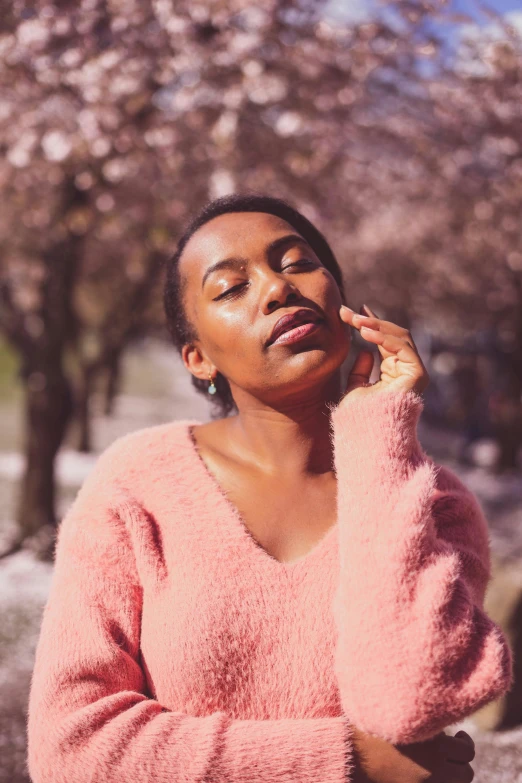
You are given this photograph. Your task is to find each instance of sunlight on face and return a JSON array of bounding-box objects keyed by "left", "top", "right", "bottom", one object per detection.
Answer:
[{"left": 179, "top": 211, "right": 351, "bottom": 407}]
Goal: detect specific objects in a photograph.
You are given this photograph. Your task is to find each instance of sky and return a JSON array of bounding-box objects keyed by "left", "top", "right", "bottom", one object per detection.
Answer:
[
  {"left": 325, "top": 0, "right": 522, "bottom": 27},
  {"left": 315, "top": 0, "right": 521, "bottom": 111},
  {"left": 324, "top": 0, "right": 522, "bottom": 74},
  {"left": 453, "top": 0, "right": 520, "bottom": 14}
]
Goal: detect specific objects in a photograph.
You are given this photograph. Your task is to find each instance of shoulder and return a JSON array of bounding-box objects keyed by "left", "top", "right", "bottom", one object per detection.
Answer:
[{"left": 85, "top": 419, "right": 202, "bottom": 491}]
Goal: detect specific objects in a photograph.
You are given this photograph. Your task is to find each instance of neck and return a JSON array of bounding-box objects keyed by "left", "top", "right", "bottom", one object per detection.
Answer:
[{"left": 227, "top": 370, "right": 344, "bottom": 477}]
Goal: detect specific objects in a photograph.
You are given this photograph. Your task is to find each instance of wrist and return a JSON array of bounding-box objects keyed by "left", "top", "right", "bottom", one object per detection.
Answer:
[
  {"left": 349, "top": 727, "right": 375, "bottom": 783},
  {"left": 330, "top": 387, "right": 425, "bottom": 477}
]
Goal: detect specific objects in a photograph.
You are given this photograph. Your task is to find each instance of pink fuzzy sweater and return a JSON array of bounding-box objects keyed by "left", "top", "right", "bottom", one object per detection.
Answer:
[{"left": 27, "top": 389, "right": 513, "bottom": 783}]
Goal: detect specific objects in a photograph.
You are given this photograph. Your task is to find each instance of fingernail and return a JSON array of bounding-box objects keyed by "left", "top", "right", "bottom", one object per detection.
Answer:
[{"left": 361, "top": 304, "right": 372, "bottom": 315}]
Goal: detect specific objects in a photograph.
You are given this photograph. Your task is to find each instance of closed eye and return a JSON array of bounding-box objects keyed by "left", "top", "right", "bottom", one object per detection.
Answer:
[
  {"left": 214, "top": 282, "right": 248, "bottom": 301},
  {"left": 283, "top": 259, "right": 315, "bottom": 270},
  {"left": 214, "top": 259, "right": 316, "bottom": 300}
]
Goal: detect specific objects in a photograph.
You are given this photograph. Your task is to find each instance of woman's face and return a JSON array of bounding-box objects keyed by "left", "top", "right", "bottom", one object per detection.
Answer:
[{"left": 179, "top": 211, "right": 351, "bottom": 406}]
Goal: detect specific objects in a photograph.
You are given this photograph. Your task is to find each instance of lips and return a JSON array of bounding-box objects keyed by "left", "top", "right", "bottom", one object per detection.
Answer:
[{"left": 267, "top": 308, "right": 323, "bottom": 346}]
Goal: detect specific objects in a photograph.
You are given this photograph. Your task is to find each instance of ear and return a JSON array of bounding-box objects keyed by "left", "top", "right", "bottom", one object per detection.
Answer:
[{"left": 181, "top": 342, "right": 213, "bottom": 383}]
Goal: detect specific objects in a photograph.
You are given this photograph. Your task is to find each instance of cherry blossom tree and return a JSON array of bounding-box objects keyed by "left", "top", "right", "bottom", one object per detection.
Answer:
[{"left": 1, "top": 0, "right": 521, "bottom": 559}]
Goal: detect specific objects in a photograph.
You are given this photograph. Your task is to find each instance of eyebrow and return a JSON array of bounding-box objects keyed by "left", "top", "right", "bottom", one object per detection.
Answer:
[{"left": 201, "top": 233, "right": 310, "bottom": 290}]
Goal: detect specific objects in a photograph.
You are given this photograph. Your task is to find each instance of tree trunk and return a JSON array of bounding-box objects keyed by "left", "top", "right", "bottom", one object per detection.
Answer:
[
  {"left": 494, "top": 404, "right": 522, "bottom": 472},
  {"left": 494, "top": 286, "right": 522, "bottom": 471},
  {"left": 104, "top": 350, "right": 122, "bottom": 417},
  {"left": 73, "top": 352, "right": 122, "bottom": 452},
  {"left": 491, "top": 353, "right": 522, "bottom": 473},
  {"left": 16, "top": 367, "right": 74, "bottom": 560},
  {"left": 76, "top": 364, "right": 97, "bottom": 453}
]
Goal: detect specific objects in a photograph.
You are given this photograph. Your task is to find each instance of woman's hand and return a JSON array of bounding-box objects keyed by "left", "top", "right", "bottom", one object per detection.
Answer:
[
  {"left": 351, "top": 727, "right": 476, "bottom": 783},
  {"left": 339, "top": 304, "right": 430, "bottom": 400}
]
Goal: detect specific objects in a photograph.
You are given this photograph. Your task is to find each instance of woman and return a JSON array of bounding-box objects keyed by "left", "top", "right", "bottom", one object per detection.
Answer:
[{"left": 27, "top": 193, "right": 513, "bottom": 783}]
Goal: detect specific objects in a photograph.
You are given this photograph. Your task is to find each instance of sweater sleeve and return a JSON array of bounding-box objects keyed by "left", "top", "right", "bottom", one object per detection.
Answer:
[
  {"left": 26, "top": 442, "right": 356, "bottom": 783},
  {"left": 329, "top": 388, "right": 514, "bottom": 746}
]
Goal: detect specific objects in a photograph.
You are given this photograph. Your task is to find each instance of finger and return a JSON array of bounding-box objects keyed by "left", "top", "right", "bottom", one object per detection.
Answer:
[
  {"left": 341, "top": 306, "right": 415, "bottom": 344},
  {"left": 358, "top": 328, "right": 421, "bottom": 364},
  {"left": 346, "top": 351, "right": 375, "bottom": 391},
  {"left": 455, "top": 730, "right": 475, "bottom": 745},
  {"left": 441, "top": 734, "right": 476, "bottom": 764},
  {"left": 361, "top": 304, "right": 413, "bottom": 343},
  {"left": 358, "top": 319, "right": 418, "bottom": 351},
  {"left": 443, "top": 760, "right": 475, "bottom": 783}
]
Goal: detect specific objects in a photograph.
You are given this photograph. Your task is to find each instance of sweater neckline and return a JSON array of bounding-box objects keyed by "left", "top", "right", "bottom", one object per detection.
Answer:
[{"left": 184, "top": 421, "right": 338, "bottom": 575}]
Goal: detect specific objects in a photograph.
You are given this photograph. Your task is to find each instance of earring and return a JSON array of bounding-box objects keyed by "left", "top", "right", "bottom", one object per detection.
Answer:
[{"left": 208, "top": 371, "right": 217, "bottom": 396}]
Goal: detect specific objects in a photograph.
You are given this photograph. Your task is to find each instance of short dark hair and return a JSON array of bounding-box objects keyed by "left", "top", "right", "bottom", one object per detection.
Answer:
[{"left": 163, "top": 191, "right": 347, "bottom": 419}]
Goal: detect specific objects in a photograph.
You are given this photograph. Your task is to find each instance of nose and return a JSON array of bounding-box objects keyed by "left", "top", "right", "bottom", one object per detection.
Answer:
[{"left": 261, "top": 273, "right": 300, "bottom": 314}]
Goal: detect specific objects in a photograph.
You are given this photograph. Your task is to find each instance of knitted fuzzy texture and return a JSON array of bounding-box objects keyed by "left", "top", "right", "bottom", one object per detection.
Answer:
[{"left": 26, "top": 388, "right": 514, "bottom": 783}]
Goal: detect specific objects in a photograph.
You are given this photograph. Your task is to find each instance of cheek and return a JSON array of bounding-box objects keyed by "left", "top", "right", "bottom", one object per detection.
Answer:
[
  {"left": 312, "top": 269, "right": 342, "bottom": 303},
  {"left": 200, "top": 309, "right": 256, "bottom": 360}
]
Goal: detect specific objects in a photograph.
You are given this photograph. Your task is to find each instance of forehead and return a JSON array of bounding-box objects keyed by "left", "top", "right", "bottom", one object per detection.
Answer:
[{"left": 178, "top": 211, "right": 303, "bottom": 282}]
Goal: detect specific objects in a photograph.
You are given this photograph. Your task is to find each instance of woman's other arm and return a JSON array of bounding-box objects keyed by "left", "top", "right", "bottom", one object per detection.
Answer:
[
  {"left": 27, "top": 442, "right": 354, "bottom": 783},
  {"left": 329, "top": 388, "right": 513, "bottom": 746}
]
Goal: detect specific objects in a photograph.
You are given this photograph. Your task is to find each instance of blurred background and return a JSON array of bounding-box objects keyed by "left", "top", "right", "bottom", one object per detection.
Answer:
[{"left": 0, "top": 0, "right": 521, "bottom": 780}]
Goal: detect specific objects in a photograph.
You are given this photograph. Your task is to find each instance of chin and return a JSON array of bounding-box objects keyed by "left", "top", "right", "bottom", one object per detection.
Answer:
[{"left": 283, "top": 351, "right": 344, "bottom": 384}]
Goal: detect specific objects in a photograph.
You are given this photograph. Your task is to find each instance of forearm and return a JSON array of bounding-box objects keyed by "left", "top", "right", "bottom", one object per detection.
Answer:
[{"left": 329, "top": 389, "right": 513, "bottom": 744}]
